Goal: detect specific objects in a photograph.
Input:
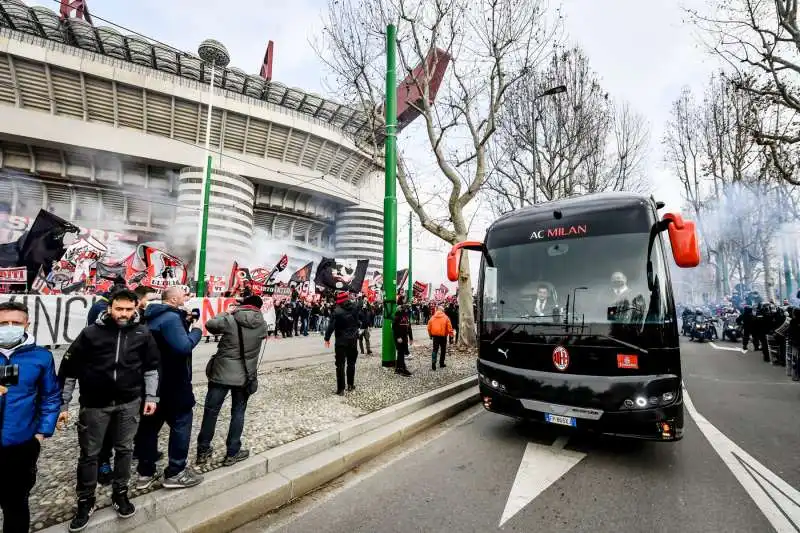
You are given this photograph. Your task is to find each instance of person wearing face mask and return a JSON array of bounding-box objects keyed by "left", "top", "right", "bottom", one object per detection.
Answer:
[
  {"left": 135, "top": 286, "right": 203, "bottom": 491},
  {"left": 57, "top": 290, "right": 160, "bottom": 532},
  {"left": 0, "top": 301, "right": 61, "bottom": 533}
]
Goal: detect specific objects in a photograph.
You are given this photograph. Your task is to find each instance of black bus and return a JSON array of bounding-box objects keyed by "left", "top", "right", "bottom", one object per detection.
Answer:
[{"left": 447, "top": 192, "right": 700, "bottom": 441}]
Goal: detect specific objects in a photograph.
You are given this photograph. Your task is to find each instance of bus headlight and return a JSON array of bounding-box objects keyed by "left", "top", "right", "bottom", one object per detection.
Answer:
[
  {"left": 662, "top": 391, "right": 676, "bottom": 403},
  {"left": 635, "top": 396, "right": 648, "bottom": 408},
  {"left": 479, "top": 374, "right": 506, "bottom": 392}
]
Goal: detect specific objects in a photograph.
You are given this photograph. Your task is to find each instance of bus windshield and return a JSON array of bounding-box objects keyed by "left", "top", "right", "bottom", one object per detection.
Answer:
[{"left": 482, "top": 232, "right": 670, "bottom": 332}]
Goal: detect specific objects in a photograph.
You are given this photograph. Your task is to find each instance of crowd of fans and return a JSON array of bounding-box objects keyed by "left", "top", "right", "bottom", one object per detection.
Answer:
[{"left": 0, "top": 286, "right": 464, "bottom": 532}]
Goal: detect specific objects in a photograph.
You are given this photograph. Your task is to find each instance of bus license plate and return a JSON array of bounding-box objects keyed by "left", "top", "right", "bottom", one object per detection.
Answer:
[{"left": 545, "top": 414, "right": 576, "bottom": 427}]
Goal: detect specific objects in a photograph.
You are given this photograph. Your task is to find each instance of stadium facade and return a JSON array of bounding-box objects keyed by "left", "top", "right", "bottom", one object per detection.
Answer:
[{"left": 0, "top": 0, "right": 384, "bottom": 277}]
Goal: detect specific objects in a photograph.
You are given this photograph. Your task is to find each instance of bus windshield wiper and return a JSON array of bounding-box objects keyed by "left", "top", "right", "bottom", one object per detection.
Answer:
[
  {"left": 490, "top": 315, "right": 562, "bottom": 345},
  {"left": 591, "top": 333, "right": 649, "bottom": 354}
]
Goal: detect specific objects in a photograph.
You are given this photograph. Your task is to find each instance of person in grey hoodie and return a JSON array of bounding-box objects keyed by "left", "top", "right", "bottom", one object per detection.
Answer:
[{"left": 196, "top": 295, "right": 267, "bottom": 466}]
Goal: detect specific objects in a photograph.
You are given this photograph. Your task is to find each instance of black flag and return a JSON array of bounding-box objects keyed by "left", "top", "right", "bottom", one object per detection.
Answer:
[
  {"left": 315, "top": 258, "right": 369, "bottom": 293},
  {"left": 13, "top": 210, "right": 78, "bottom": 285}
]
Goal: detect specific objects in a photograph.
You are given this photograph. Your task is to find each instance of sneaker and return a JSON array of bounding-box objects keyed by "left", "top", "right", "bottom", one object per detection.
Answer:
[
  {"left": 431, "top": 362, "right": 437, "bottom": 371},
  {"left": 68, "top": 498, "right": 96, "bottom": 532},
  {"left": 196, "top": 447, "right": 214, "bottom": 466},
  {"left": 111, "top": 491, "right": 136, "bottom": 519},
  {"left": 223, "top": 449, "right": 250, "bottom": 466},
  {"left": 440, "top": 363, "right": 447, "bottom": 368},
  {"left": 162, "top": 468, "right": 203, "bottom": 489},
  {"left": 135, "top": 474, "right": 159, "bottom": 491},
  {"left": 395, "top": 367, "right": 412, "bottom": 377},
  {"left": 97, "top": 462, "right": 113, "bottom": 486}
]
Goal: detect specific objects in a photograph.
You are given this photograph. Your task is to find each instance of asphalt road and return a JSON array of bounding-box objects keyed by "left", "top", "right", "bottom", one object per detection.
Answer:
[{"left": 238, "top": 337, "right": 800, "bottom": 533}]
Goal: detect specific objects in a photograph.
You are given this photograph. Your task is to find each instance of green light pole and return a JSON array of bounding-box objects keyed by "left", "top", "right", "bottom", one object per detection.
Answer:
[
  {"left": 407, "top": 211, "right": 413, "bottom": 303},
  {"left": 194, "top": 39, "right": 230, "bottom": 297},
  {"left": 381, "top": 24, "right": 398, "bottom": 367}
]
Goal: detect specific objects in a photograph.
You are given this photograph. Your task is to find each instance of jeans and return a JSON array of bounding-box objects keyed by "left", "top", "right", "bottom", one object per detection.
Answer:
[
  {"left": 135, "top": 406, "right": 193, "bottom": 478},
  {"left": 334, "top": 344, "right": 358, "bottom": 392},
  {"left": 0, "top": 439, "right": 40, "bottom": 533},
  {"left": 76, "top": 399, "right": 141, "bottom": 498},
  {"left": 196, "top": 383, "right": 250, "bottom": 457},
  {"left": 359, "top": 328, "right": 371, "bottom": 354},
  {"left": 301, "top": 317, "right": 309, "bottom": 336}
]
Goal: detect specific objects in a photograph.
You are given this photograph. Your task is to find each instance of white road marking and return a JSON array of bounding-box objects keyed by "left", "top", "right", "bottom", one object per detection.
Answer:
[
  {"left": 499, "top": 436, "right": 586, "bottom": 527},
  {"left": 684, "top": 388, "right": 800, "bottom": 532},
  {"left": 709, "top": 342, "right": 747, "bottom": 354}
]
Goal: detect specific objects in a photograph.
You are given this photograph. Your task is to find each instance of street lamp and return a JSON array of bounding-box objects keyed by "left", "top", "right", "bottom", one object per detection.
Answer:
[
  {"left": 194, "top": 39, "right": 230, "bottom": 297},
  {"left": 532, "top": 84, "right": 567, "bottom": 204}
]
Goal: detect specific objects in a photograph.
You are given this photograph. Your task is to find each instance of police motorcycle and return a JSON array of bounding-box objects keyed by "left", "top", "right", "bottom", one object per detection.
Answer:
[
  {"left": 721, "top": 308, "right": 742, "bottom": 343},
  {"left": 690, "top": 310, "right": 715, "bottom": 342},
  {"left": 681, "top": 307, "right": 696, "bottom": 336}
]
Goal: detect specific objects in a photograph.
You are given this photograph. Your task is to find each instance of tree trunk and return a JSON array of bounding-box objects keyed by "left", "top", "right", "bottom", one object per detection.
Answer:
[
  {"left": 762, "top": 245, "right": 773, "bottom": 301},
  {"left": 456, "top": 251, "right": 476, "bottom": 346}
]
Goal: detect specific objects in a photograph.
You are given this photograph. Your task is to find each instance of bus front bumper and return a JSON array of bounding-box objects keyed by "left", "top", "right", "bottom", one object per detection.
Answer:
[{"left": 479, "top": 384, "right": 684, "bottom": 441}]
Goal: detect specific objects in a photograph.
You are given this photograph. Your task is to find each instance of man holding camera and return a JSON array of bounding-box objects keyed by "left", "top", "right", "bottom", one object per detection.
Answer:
[
  {"left": 58, "top": 290, "right": 160, "bottom": 531},
  {"left": 0, "top": 301, "right": 61, "bottom": 533},
  {"left": 136, "top": 286, "right": 203, "bottom": 490}
]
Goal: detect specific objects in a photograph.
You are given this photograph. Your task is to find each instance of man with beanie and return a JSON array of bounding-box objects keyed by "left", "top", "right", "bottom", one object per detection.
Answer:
[
  {"left": 324, "top": 291, "right": 361, "bottom": 395},
  {"left": 196, "top": 295, "right": 267, "bottom": 467}
]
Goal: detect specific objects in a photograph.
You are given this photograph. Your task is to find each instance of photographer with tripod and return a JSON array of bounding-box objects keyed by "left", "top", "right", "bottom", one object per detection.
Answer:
[{"left": 0, "top": 301, "right": 61, "bottom": 533}]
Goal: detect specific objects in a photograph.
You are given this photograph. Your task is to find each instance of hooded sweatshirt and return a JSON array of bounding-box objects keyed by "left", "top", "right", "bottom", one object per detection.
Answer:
[{"left": 427, "top": 310, "right": 454, "bottom": 338}]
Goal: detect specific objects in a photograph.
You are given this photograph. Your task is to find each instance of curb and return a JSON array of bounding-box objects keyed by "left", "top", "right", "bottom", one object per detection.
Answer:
[{"left": 41, "top": 375, "right": 479, "bottom": 533}]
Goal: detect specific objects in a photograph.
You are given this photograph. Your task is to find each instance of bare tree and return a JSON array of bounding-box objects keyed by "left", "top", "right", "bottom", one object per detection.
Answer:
[
  {"left": 664, "top": 74, "right": 785, "bottom": 298},
  {"left": 317, "top": 0, "right": 561, "bottom": 345},
  {"left": 486, "top": 46, "right": 649, "bottom": 216},
  {"left": 688, "top": 0, "right": 800, "bottom": 185}
]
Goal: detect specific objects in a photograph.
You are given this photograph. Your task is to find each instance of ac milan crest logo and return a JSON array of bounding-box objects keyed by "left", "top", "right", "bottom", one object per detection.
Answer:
[{"left": 552, "top": 346, "right": 570, "bottom": 371}]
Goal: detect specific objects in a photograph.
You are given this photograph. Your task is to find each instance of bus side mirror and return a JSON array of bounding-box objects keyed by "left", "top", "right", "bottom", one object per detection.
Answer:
[
  {"left": 662, "top": 213, "right": 700, "bottom": 268},
  {"left": 446, "top": 241, "right": 484, "bottom": 282}
]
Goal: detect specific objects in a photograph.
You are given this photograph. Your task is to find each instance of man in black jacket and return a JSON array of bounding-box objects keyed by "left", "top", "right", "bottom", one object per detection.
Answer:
[
  {"left": 358, "top": 297, "right": 373, "bottom": 356},
  {"left": 392, "top": 302, "right": 414, "bottom": 377},
  {"left": 324, "top": 291, "right": 361, "bottom": 395},
  {"left": 58, "top": 289, "right": 160, "bottom": 531}
]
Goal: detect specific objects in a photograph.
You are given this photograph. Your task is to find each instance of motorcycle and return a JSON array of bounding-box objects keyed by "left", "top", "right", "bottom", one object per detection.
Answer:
[
  {"left": 722, "top": 315, "right": 742, "bottom": 342},
  {"left": 690, "top": 316, "right": 714, "bottom": 342}
]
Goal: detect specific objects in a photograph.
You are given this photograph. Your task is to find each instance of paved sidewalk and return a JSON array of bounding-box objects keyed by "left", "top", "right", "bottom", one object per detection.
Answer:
[
  {"left": 27, "top": 342, "right": 476, "bottom": 531},
  {"left": 50, "top": 326, "right": 429, "bottom": 381}
]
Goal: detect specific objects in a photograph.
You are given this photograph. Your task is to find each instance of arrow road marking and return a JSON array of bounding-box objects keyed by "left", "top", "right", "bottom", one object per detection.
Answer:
[
  {"left": 684, "top": 388, "right": 800, "bottom": 532},
  {"left": 499, "top": 435, "right": 586, "bottom": 527},
  {"left": 709, "top": 342, "right": 747, "bottom": 354}
]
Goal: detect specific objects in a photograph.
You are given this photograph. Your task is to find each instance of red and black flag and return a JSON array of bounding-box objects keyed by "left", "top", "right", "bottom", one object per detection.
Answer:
[
  {"left": 396, "top": 269, "right": 409, "bottom": 293},
  {"left": 266, "top": 254, "right": 289, "bottom": 285},
  {"left": 289, "top": 261, "right": 314, "bottom": 287}
]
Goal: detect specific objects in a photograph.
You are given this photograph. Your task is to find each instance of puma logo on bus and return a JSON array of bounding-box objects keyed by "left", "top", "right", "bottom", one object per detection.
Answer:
[
  {"left": 497, "top": 348, "right": 509, "bottom": 358},
  {"left": 529, "top": 225, "right": 588, "bottom": 240}
]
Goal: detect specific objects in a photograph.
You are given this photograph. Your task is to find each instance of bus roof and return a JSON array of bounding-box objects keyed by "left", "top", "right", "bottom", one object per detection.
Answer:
[{"left": 490, "top": 192, "right": 655, "bottom": 231}]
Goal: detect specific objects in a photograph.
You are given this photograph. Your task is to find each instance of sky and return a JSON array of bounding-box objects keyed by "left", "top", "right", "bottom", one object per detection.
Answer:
[{"left": 28, "top": 0, "right": 721, "bottom": 287}]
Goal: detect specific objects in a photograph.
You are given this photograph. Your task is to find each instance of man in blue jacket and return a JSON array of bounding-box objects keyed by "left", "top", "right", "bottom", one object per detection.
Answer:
[
  {"left": 0, "top": 301, "right": 61, "bottom": 533},
  {"left": 135, "top": 286, "right": 204, "bottom": 490}
]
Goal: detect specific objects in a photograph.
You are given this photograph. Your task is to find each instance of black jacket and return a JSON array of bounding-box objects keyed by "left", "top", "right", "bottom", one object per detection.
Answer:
[
  {"left": 392, "top": 309, "right": 414, "bottom": 342},
  {"left": 59, "top": 313, "right": 160, "bottom": 409},
  {"left": 325, "top": 300, "right": 361, "bottom": 346},
  {"left": 358, "top": 306, "right": 374, "bottom": 329}
]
